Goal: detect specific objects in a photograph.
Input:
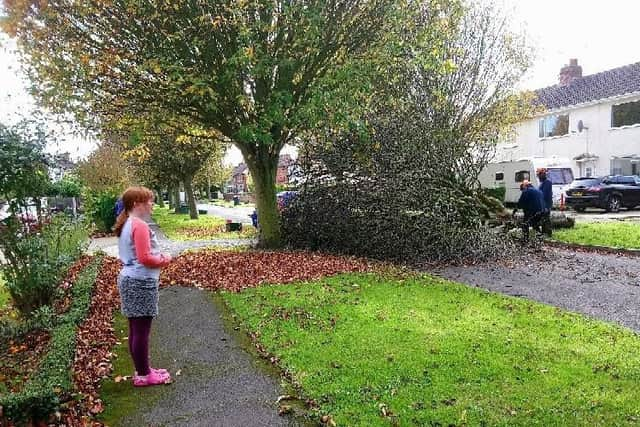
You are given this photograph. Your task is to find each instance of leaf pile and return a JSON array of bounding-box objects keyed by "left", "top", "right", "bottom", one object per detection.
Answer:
[
  {"left": 58, "top": 257, "right": 121, "bottom": 426},
  {"left": 53, "top": 255, "right": 94, "bottom": 315},
  {"left": 161, "top": 250, "right": 375, "bottom": 291},
  {"left": 177, "top": 224, "right": 227, "bottom": 239},
  {"left": 0, "top": 331, "right": 50, "bottom": 395}
]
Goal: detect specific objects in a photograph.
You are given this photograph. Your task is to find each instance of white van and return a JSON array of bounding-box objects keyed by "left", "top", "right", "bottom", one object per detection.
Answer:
[{"left": 478, "top": 157, "right": 574, "bottom": 207}]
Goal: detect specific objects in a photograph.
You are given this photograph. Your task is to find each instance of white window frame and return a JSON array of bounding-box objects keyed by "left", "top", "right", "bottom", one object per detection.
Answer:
[
  {"left": 539, "top": 114, "right": 570, "bottom": 139},
  {"left": 611, "top": 99, "right": 640, "bottom": 128}
]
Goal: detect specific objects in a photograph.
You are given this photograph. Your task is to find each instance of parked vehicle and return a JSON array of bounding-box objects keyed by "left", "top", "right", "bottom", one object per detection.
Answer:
[
  {"left": 478, "top": 157, "right": 574, "bottom": 207},
  {"left": 276, "top": 191, "right": 297, "bottom": 211},
  {"left": 565, "top": 175, "right": 640, "bottom": 212}
]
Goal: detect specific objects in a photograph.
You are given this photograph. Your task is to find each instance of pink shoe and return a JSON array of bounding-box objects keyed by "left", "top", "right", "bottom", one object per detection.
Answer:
[
  {"left": 133, "top": 369, "right": 171, "bottom": 387},
  {"left": 135, "top": 367, "right": 169, "bottom": 376},
  {"left": 151, "top": 367, "right": 169, "bottom": 375}
]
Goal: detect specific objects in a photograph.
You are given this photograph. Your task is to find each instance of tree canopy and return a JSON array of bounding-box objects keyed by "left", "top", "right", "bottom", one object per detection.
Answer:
[
  {"left": 2, "top": 0, "right": 408, "bottom": 247},
  {"left": 282, "top": 1, "right": 533, "bottom": 263},
  {"left": 0, "top": 121, "right": 51, "bottom": 204}
]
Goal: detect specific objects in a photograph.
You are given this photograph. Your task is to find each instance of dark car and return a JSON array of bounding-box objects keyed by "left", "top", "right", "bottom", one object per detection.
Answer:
[{"left": 565, "top": 176, "right": 640, "bottom": 212}]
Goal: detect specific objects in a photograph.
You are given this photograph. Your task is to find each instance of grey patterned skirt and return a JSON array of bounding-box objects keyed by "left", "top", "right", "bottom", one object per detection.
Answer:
[{"left": 117, "top": 274, "right": 159, "bottom": 318}]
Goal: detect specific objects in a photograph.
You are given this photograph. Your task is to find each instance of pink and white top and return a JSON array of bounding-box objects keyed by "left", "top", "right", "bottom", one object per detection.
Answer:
[{"left": 118, "top": 217, "right": 170, "bottom": 280}]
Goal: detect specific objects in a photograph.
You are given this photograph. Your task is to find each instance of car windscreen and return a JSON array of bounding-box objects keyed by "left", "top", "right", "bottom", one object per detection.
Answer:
[
  {"left": 547, "top": 168, "right": 574, "bottom": 185},
  {"left": 570, "top": 178, "right": 600, "bottom": 187}
]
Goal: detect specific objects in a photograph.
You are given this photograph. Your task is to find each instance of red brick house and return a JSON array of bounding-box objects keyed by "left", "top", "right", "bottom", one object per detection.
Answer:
[
  {"left": 276, "top": 154, "right": 295, "bottom": 185},
  {"left": 227, "top": 154, "right": 296, "bottom": 193},
  {"left": 227, "top": 163, "right": 249, "bottom": 193}
]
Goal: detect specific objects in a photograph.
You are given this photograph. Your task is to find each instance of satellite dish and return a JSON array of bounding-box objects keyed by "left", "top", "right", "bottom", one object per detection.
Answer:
[{"left": 577, "top": 120, "right": 588, "bottom": 132}]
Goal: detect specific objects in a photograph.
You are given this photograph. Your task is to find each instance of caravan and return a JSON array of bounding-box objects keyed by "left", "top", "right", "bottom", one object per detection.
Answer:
[{"left": 478, "top": 157, "right": 574, "bottom": 207}]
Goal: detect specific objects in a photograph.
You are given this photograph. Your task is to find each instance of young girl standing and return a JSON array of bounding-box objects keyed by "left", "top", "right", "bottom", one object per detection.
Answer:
[{"left": 114, "top": 186, "right": 172, "bottom": 386}]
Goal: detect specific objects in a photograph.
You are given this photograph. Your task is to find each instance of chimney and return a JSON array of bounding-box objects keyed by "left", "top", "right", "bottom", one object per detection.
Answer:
[{"left": 559, "top": 58, "right": 582, "bottom": 86}]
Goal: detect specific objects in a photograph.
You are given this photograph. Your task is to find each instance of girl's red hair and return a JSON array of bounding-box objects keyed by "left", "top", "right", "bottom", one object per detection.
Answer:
[{"left": 114, "top": 186, "right": 154, "bottom": 237}]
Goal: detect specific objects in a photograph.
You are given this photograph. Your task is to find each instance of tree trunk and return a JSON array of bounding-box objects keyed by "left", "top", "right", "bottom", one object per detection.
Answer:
[
  {"left": 167, "top": 185, "right": 174, "bottom": 209},
  {"left": 174, "top": 186, "right": 181, "bottom": 214},
  {"left": 207, "top": 163, "right": 212, "bottom": 200},
  {"left": 156, "top": 187, "right": 165, "bottom": 208},
  {"left": 184, "top": 175, "right": 199, "bottom": 219},
  {"left": 34, "top": 197, "right": 43, "bottom": 225},
  {"left": 247, "top": 157, "right": 281, "bottom": 248}
]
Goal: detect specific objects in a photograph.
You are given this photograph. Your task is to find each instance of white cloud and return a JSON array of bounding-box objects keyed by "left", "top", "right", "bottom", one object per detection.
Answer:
[{"left": 499, "top": 0, "right": 638, "bottom": 90}]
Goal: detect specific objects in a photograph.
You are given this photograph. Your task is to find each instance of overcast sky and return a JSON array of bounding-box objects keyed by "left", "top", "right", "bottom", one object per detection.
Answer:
[{"left": 1, "top": 0, "right": 638, "bottom": 162}]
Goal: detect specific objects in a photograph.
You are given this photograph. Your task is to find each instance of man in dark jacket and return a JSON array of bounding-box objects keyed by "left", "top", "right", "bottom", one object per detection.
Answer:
[
  {"left": 513, "top": 180, "right": 545, "bottom": 242},
  {"left": 537, "top": 168, "right": 553, "bottom": 236}
]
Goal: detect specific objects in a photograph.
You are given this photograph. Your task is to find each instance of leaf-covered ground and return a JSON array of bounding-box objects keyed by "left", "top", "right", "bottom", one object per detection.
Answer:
[
  {"left": 161, "top": 250, "right": 375, "bottom": 291},
  {"left": 223, "top": 272, "right": 640, "bottom": 426},
  {"left": 61, "top": 257, "right": 122, "bottom": 425},
  {"left": 0, "top": 330, "right": 50, "bottom": 396}
]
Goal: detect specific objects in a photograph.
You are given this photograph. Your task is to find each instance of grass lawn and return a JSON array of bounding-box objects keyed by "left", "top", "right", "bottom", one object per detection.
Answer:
[
  {"left": 152, "top": 206, "right": 257, "bottom": 241},
  {"left": 0, "top": 272, "right": 9, "bottom": 309},
  {"left": 223, "top": 272, "right": 640, "bottom": 426},
  {"left": 553, "top": 221, "right": 640, "bottom": 249}
]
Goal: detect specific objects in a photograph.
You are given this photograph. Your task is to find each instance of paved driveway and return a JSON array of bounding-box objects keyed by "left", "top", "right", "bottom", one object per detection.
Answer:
[
  {"left": 432, "top": 246, "right": 640, "bottom": 333},
  {"left": 197, "top": 203, "right": 254, "bottom": 224},
  {"left": 565, "top": 208, "right": 640, "bottom": 223}
]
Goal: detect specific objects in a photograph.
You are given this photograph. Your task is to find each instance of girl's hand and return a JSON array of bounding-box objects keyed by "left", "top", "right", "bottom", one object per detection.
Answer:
[{"left": 162, "top": 254, "right": 173, "bottom": 265}]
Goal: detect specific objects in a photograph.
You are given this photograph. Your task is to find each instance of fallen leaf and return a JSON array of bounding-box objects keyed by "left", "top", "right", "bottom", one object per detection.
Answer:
[{"left": 278, "top": 405, "right": 292, "bottom": 415}]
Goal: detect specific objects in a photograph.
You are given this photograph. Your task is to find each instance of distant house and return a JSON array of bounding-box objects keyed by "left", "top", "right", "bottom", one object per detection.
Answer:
[
  {"left": 226, "top": 154, "right": 297, "bottom": 193},
  {"left": 276, "top": 154, "right": 295, "bottom": 185},
  {"left": 49, "top": 152, "right": 76, "bottom": 182},
  {"left": 227, "top": 163, "right": 249, "bottom": 193},
  {"left": 495, "top": 59, "right": 640, "bottom": 178}
]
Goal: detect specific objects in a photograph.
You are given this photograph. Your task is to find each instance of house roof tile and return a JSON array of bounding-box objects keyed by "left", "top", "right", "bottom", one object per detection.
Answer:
[
  {"left": 232, "top": 163, "right": 247, "bottom": 176},
  {"left": 535, "top": 62, "right": 640, "bottom": 110}
]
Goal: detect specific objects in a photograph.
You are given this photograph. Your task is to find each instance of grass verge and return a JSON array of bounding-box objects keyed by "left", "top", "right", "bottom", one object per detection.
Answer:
[
  {"left": 0, "top": 272, "right": 8, "bottom": 309},
  {"left": 152, "top": 206, "right": 257, "bottom": 240},
  {"left": 553, "top": 221, "right": 640, "bottom": 249},
  {"left": 223, "top": 272, "right": 640, "bottom": 426}
]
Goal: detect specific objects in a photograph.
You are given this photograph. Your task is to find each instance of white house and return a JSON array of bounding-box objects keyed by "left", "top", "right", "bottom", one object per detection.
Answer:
[{"left": 495, "top": 59, "right": 640, "bottom": 178}]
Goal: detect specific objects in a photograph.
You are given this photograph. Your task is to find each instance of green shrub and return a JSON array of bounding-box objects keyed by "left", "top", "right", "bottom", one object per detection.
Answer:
[
  {"left": 83, "top": 190, "right": 119, "bottom": 232},
  {"left": 0, "top": 306, "right": 55, "bottom": 342},
  {"left": 482, "top": 186, "right": 506, "bottom": 202},
  {"left": 0, "top": 257, "right": 102, "bottom": 423},
  {"left": 0, "top": 214, "right": 89, "bottom": 316},
  {"left": 48, "top": 175, "right": 83, "bottom": 198}
]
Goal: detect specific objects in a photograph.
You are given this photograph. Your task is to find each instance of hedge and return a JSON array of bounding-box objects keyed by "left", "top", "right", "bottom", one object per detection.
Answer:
[{"left": 0, "top": 256, "right": 103, "bottom": 423}]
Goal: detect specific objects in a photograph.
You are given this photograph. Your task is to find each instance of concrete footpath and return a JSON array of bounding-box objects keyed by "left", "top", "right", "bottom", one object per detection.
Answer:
[{"left": 115, "top": 287, "right": 304, "bottom": 426}]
